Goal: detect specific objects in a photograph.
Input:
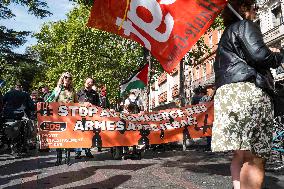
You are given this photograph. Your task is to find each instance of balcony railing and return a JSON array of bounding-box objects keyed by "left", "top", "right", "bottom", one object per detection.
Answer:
[
  {"left": 158, "top": 72, "right": 167, "bottom": 86},
  {"left": 158, "top": 91, "right": 167, "bottom": 103},
  {"left": 151, "top": 83, "right": 155, "bottom": 90},
  {"left": 274, "top": 66, "right": 284, "bottom": 81},
  {"left": 263, "top": 19, "right": 284, "bottom": 44},
  {"left": 171, "top": 84, "right": 179, "bottom": 97},
  {"left": 169, "top": 68, "right": 178, "bottom": 76},
  {"left": 191, "top": 72, "right": 215, "bottom": 88},
  {"left": 257, "top": 0, "right": 269, "bottom": 6},
  {"left": 151, "top": 98, "right": 155, "bottom": 107}
]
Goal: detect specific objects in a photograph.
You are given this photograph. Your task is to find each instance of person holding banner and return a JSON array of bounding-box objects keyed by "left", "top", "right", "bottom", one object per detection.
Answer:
[
  {"left": 199, "top": 84, "right": 215, "bottom": 152},
  {"left": 124, "top": 91, "right": 144, "bottom": 114},
  {"left": 46, "top": 72, "right": 78, "bottom": 166},
  {"left": 75, "top": 77, "right": 100, "bottom": 159},
  {"left": 211, "top": 1, "right": 284, "bottom": 189},
  {"left": 121, "top": 91, "right": 144, "bottom": 158}
]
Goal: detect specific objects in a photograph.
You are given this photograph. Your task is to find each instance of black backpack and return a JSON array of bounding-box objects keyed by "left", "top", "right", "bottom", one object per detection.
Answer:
[
  {"left": 127, "top": 97, "right": 140, "bottom": 114},
  {"left": 274, "top": 81, "right": 284, "bottom": 117}
]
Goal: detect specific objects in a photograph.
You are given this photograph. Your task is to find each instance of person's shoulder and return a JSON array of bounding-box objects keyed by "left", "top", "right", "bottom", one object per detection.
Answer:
[
  {"left": 77, "top": 88, "right": 85, "bottom": 93},
  {"left": 236, "top": 19, "right": 258, "bottom": 30},
  {"left": 90, "top": 89, "right": 98, "bottom": 94},
  {"left": 4, "top": 89, "right": 13, "bottom": 95},
  {"left": 124, "top": 98, "right": 130, "bottom": 103},
  {"left": 230, "top": 19, "right": 248, "bottom": 26},
  {"left": 226, "top": 20, "right": 257, "bottom": 37}
]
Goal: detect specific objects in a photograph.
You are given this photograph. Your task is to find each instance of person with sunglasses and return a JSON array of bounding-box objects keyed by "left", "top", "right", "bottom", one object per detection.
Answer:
[
  {"left": 46, "top": 72, "right": 78, "bottom": 166},
  {"left": 211, "top": 1, "right": 284, "bottom": 189}
]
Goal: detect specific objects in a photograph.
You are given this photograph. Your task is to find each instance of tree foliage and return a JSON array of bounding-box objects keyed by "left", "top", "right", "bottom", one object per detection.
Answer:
[
  {"left": 0, "top": 0, "right": 224, "bottom": 102},
  {"left": 184, "top": 16, "right": 224, "bottom": 66},
  {"left": 32, "top": 4, "right": 146, "bottom": 102},
  {"left": 0, "top": 54, "right": 41, "bottom": 93},
  {"left": 0, "top": 0, "right": 51, "bottom": 63},
  {"left": 31, "top": 3, "right": 224, "bottom": 102}
]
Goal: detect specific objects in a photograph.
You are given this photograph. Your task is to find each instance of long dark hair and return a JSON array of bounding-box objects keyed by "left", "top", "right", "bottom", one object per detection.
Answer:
[{"left": 222, "top": 0, "right": 256, "bottom": 27}]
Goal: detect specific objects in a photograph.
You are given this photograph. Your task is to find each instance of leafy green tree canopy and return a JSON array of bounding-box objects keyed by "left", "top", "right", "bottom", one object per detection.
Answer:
[
  {"left": 0, "top": 0, "right": 51, "bottom": 63},
  {"left": 32, "top": 4, "right": 146, "bottom": 102}
]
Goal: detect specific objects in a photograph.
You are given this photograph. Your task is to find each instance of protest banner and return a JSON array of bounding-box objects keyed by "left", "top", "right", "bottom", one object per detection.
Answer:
[
  {"left": 37, "top": 102, "right": 213, "bottom": 149},
  {"left": 87, "top": 0, "right": 227, "bottom": 73}
]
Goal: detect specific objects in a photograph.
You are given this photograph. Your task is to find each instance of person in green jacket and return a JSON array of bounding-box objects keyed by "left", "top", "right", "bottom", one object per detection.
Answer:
[{"left": 46, "top": 72, "right": 78, "bottom": 166}]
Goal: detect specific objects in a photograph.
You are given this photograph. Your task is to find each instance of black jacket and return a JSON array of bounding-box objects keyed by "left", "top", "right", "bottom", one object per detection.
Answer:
[
  {"left": 214, "top": 20, "right": 284, "bottom": 95},
  {"left": 3, "top": 89, "right": 35, "bottom": 118},
  {"left": 77, "top": 88, "right": 100, "bottom": 106}
]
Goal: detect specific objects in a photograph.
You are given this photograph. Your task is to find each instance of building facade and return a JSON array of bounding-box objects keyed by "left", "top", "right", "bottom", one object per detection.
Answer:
[
  {"left": 257, "top": 0, "right": 284, "bottom": 81},
  {"left": 149, "top": 0, "right": 284, "bottom": 111}
]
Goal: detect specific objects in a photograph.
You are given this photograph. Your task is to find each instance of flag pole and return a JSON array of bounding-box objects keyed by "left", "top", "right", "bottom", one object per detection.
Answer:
[
  {"left": 227, "top": 3, "right": 243, "bottom": 20},
  {"left": 179, "top": 58, "right": 185, "bottom": 107},
  {"left": 143, "top": 47, "right": 152, "bottom": 112}
]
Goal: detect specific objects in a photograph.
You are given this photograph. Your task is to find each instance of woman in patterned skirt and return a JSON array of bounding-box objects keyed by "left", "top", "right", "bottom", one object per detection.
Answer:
[{"left": 212, "top": 1, "right": 284, "bottom": 189}]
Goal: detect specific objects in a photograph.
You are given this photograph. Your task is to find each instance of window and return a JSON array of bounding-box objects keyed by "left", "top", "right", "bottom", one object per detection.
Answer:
[
  {"left": 172, "top": 74, "right": 179, "bottom": 86},
  {"left": 276, "top": 65, "right": 284, "bottom": 75},
  {"left": 217, "top": 30, "right": 222, "bottom": 42},
  {"left": 203, "top": 64, "right": 206, "bottom": 79},
  {"left": 209, "top": 34, "right": 213, "bottom": 48},
  {"left": 196, "top": 67, "right": 200, "bottom": 80},
  {"left": 209, "top": 58, "right": 214, "bottom": 73},
  {"left": 159, "top": 82, "right": 167, "bottom": 94},
  {"left": 272, "top": 6, "right": 282, "bottom": 27}
]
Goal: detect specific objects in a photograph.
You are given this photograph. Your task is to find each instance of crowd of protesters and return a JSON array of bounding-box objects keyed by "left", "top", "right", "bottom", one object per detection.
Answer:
[
  {"left": 190, "top": 84, "right": 215, "bottom": 152},
  {"left": 0, "top": 73, "right": 112, "bottom": 160},
  {"left": 1, "top": 1, "right": 284, "bottom": 188}
]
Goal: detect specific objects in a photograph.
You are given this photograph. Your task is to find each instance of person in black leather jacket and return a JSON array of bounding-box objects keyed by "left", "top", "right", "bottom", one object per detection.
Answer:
[{"left": 211, "top": 1, "right": 284, "bottom": 189}]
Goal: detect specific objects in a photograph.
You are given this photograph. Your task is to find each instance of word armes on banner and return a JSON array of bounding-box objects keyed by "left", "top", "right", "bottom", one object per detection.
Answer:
[{"left": 37, "top": 102, "right": 213, "bottom": 148}]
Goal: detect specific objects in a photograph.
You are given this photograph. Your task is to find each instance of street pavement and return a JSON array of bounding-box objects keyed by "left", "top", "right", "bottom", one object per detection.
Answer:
[{"left": 0, "top": 144, "right": 283, "bottom": 189}]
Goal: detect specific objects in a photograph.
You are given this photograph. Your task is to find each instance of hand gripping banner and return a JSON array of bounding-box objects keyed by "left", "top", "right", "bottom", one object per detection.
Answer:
[
  {"left": 87, "top": 0, "right": 227, "bottom": 73},
  {"left": 37, "top": 102, "right": 213, "bottom": 149}
]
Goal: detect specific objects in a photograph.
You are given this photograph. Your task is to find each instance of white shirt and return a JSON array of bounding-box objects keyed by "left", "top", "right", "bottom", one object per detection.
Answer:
[{"left": 124, "top": 94, "right": 143, "bottom": 106}]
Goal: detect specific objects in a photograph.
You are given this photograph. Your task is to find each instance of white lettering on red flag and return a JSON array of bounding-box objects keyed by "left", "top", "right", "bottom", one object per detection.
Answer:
[{"left": 87, "top": 0, "right": 227, "bottom": 73}]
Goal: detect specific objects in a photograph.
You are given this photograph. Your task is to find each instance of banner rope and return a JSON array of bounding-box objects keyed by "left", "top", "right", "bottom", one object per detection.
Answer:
[{"left": 118, "top": 0, "right": 131, "bottom": 30}]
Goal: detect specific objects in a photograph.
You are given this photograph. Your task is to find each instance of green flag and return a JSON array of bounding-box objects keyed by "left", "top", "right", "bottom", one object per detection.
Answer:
[{"left": 120, "top": 63, "right": 149, "bottom": 96}]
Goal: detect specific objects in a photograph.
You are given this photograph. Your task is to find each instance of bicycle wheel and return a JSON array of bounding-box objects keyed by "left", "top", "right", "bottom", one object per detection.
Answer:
[{"left": 266, "top": 116, "right": 284, "bottom": 172}]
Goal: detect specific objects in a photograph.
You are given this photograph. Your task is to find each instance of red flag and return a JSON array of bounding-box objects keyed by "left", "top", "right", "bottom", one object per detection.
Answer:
[{"left": 87, "top": 0, "right": 227, "bottom": 73}]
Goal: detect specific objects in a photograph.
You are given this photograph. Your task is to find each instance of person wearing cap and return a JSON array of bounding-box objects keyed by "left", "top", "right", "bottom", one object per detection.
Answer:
[
  {"left": 199, "top": 84, "right": 216, "bottom": 152},
  {"left": 46, "top": 72, "right": 78, "bottom": 166},
  {"left": 75, "top": 77, "right": 100, "bottom": 159},
  {"left": 211, "top": 1, "right": 284, "bottom": 188}
]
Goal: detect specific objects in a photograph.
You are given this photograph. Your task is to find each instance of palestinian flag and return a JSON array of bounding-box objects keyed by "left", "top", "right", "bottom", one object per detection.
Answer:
[{"left": 120, "top": 63, "right": 149, "bottom": 96}]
